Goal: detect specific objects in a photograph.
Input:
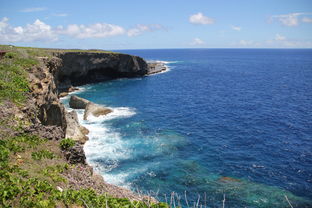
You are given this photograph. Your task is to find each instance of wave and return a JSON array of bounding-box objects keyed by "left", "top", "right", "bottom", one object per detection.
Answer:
[
  {"left": 75, "top": 106, "right": 137, "bottom": 188},
  {"left": 146, "top": 60, "right": 180, "bottom": 75},
  {"left": 146, "top": 60, "right": 181, "bottom": 64}
]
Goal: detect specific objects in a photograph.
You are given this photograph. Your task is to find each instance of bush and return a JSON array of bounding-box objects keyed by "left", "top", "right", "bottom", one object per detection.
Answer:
[
  {"left": 60, "top": 138, "right": 75, "bottom": 150},
  {"left": 4, "top": 51, "right": 17, "bottom": 59}
]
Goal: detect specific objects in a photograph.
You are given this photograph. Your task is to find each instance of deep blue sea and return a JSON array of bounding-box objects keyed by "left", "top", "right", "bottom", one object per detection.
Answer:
[{"left": 62, "top": 49, "right": 312, "bottom": 207}]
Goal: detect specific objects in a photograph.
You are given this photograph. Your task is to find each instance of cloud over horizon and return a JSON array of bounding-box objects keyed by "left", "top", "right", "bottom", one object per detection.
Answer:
[
  {"left": 57, "top": 23, "right": 125, "bottom": 39},
  {"left": 190, "top": 38, "right": 205, "bottom": 46},
  {"left": 0, "top": 17, "right": 57, "bottom": 42},
  {"left": 127, "top": 24, "right": 166, "bottom": 37},
  {"left": 271, "top": 12, "right": 312, "bottom": 26},
  {"left": 0, "top": 17, "right": 166, "bottom": 43},
  {"left": 275, "top": 34, "right": 286, "bottom": 41}
]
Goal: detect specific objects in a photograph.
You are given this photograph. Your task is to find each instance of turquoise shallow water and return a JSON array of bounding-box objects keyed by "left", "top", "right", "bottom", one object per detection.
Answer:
[{"left": 62, "top": 49, "right": 312, "bottom": 207}]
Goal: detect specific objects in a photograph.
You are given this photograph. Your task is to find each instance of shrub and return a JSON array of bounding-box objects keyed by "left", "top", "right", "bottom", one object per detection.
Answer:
[
  {"left": 4, "top": 51, "right": 17, "bottom": 59},
  {"left": 60, "top": 138, "right": 75, "bottom": 150}
]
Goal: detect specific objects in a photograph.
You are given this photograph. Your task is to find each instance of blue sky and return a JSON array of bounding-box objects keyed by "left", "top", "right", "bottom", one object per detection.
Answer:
[{"left": 0, "top": 0, "right": 312, "bottom": 49}]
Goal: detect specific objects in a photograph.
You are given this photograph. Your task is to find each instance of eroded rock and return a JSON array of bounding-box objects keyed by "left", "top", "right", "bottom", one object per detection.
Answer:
[
  {"left": 64, "top": 144, "right": 86, "bottom": 164},
  {"left": 83, "top": 102, "right": 112, "bottom": 120},
  {"left": 65, "top": 110, "right": 88, "bottom": 143},
  {"left": 69, "top": 95, "right": 90, "bottom": 109},
  {"left": 24, "top": 124, "right": 64, "bottom": 140}
]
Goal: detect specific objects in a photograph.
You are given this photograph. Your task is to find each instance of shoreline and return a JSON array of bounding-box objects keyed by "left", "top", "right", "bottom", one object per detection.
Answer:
[
  {"left": 60, "top": 61, "right": 170, "bottom": 198},
  {"left": 61, "top": 91, "right": 157, "bottom": 202}
]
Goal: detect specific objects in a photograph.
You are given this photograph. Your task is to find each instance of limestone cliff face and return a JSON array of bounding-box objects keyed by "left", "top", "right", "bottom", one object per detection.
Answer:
[
  {"left": 54, "top": 52, "right": 148, "bottom": 91},
  {"left": 27, "top": 57, "right": 67, "bottom": 131},
  {"left": 24, "top": 52, "right": 149, "bottom": 143},
  {"left": 23, "top": 51, "right": 150, "bottom": 142}
]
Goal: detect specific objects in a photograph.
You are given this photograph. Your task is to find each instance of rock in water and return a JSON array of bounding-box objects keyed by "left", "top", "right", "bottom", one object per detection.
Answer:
[
  {"left": 59, "top": 92, "right": 68, "bottom": 98},
  {"left": 83, "top": 102, "right": 112, "bottom": 120},
  {"left": 69, "top": 95, "right": 90, "bottom": 109},
  {"left": 65, "top": 110, "right": 88, "bottom": 143}
]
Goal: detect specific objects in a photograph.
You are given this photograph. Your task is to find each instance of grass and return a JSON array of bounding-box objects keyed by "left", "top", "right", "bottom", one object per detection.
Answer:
[
  {"left": 14, "top": 45, "right": 117, "bottom": 54},
  {"left": 0, "top": 45, "right": 39, "bottom": 104}
]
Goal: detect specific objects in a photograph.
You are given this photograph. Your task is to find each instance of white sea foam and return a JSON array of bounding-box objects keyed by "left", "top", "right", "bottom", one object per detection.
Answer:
[
  {"left": 146, "top": 60, "right": 181, "bottom": 64},
  {"left": 73, "top": 105, "right": 138, "bottom": 186},
  {"left": 59, "top": 67, "right": 171, "bottom": 188}
]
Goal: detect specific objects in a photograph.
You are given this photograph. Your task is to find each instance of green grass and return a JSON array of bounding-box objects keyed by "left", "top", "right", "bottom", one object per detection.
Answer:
[
  {"left": 14, "top": 45, "right": 116, "bottom": 54},
  {"left": 31, "top": 150, "right": 55, "bottom": 160},
  {"left": 0, "top": 46, "right": 38, "bottom": 104}
]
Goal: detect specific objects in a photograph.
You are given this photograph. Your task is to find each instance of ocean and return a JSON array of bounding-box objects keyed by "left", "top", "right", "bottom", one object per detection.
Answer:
[{"left": 61, "top": 49, "right": 312, "bottom": 207}]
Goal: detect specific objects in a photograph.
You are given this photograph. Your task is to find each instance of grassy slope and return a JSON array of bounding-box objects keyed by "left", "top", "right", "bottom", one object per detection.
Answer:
[{"left": 0, "top": 45, "right": 168, "bottom": 208}]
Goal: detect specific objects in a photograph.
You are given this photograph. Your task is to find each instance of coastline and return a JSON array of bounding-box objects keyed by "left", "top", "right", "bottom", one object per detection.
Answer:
[{"left": 60, "top": 62, "right": 169, "bottom": 198}]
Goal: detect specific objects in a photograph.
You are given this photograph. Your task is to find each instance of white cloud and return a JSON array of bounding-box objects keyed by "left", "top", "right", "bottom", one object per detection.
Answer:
[
  {"left": 0, "top": 17, "right": 57, "bottom": 42},
  {"left": 127, "top": 24, "right": 166, "bottom": 37},
  {"left": 302, "top": 17, "right": 312, "bottom": 23},
  {"left": 0, "top": 17, "right": 9, "bottom": 30},
  {"left": 20, "top": 7, "right": 47, "bottom": 13},
  {"left": 59, "top": 23, "right": 125, "bottom": 38},
  {"left": 271, "top": 13, "right": 303, "bottom": 26},
  {"left": 271, "top": 12, "right": 312, "bottom": 26},
  {"left": 275, "top": 34, "right": 286, "bottom": 41},
  {"left": 189, "top": 12, "right": 214, "bottom": 25},
  {"left": 231, "top": 25, "right": 241, "bottom": 31},
  {"left": 266, "top": 39, "right": 312, "bottom": 48},
  {"left": 0, "top": 17, "right": 167, "bottom": 43},
  {"left": 191, "top": 38, "right": 205, "bottom": 46}
]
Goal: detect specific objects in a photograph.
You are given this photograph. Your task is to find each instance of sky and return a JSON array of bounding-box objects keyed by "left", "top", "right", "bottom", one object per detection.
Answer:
[{"left": 0, "top": 0, "right": 312, "bottom": 49}]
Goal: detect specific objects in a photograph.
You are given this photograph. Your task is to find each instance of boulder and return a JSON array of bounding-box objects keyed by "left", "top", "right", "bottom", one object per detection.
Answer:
[
  {"left": 68, "top": 86, "right": 79, "bottom": 92},
  {"left": 79, "top": 126, "right": 89, "bottom": 135},
  {"left": 59, "top": 92, "right": 68, "bottom": 98},
  {"left": 64, "top": 144, "right": 86, "bottom": 164},
  {"left": 65, "top": 110, "right": 88, "bottom": 144},
  {"left": 83, "top": 102, "right": 112, "bottom": 120},
  {"left": 69, "top": 95, "right": 90, "bottom": 109}
]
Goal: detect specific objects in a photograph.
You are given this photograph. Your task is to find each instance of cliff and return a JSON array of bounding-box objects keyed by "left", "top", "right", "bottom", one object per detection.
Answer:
[
  {"left": 54, "top": 52, "right": 148, "bottom": 91},
  {"left": 0, "top": 46, "right": 164, "bottom": 207}
]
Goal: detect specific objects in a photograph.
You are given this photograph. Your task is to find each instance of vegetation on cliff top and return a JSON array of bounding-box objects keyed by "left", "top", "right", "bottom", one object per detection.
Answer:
[{"left": 0, "top": 45, "right": 37, "bottom": 104}]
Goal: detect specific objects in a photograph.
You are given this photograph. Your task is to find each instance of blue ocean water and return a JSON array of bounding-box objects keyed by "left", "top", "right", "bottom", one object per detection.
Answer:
[{"left": 63, "top": 49, "right": 312, "bottom": 207}]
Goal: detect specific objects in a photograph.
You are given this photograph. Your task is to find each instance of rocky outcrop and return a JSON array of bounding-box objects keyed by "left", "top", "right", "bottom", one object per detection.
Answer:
[
  {"left": 24, "top": 124, "right": 64, "bottom": 140},
  {"left": 54, "top": 52, "right": 148, "bottom": 91},
  {"left": 64, "top": 144, "right": 86, "bottom": 164},
  {"left": 147, "top": 62, "right": 167, "bottom": 75},
  {"left": 27, "top": 57, "right": 67, "bottom": 131},
  {"left": 69, "top": 95, "right": 90, "bottom": 109},
  {"left": 83, "top": 102, "right": 112, "bottom": 120},
  {"left": 12, "top": 49, "right": 155, "bottom": 203},
  {"left": 65, "top": 110, "right": 88, "bottom": 143}
]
